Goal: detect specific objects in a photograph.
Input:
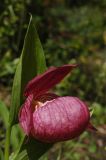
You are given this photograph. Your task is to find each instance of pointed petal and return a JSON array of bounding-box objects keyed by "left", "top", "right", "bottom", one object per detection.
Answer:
[
  {"left": 87, "top": 123, "right": 97, "bottom": 131},
  {"left": 19, "top": 94, "right": 33, "bottom": 135},
  {"left": 32, "top": 96, "right": 90, "bottom": 142},
  {"left": 24, "top": 64, "right": 77, "bottom": 97}
]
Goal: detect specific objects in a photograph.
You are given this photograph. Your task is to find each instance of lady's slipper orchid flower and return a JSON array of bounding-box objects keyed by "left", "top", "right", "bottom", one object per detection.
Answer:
[{"left": 19, "top": 64, "right": 96, "bottom": 143}]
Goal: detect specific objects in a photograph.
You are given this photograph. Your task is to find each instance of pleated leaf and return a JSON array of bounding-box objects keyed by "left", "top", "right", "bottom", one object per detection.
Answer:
[
  {"left": 9, "top": 15, "right": 53, "bottom": 160},
  {"left": 9, "top": 15, "right": 47, "bottom": 126}
]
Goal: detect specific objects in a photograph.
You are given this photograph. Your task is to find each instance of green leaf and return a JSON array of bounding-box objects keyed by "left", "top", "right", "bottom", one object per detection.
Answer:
[
  {"left": 22, "top": 138, "right": 53, "bottom": 160},
  {"left": 0, "top": 148, "right": 4, "bottom": 160},
  {"left": 0, "top": 100, "right": 9, "bottom": 128},
  {"left": 15, "top": 150, "right": 28, "bottom": 160},
  {"left": 9, "top": 15, "right": 53, "bottom": 160},
  {"left": 11, "top": 125, "right": 24, "bottom": 150},
  {"left": 13, "top": 137, "right": 53, "bottom": 160},
  {"left": 10, "top": 150, "right": 28, "bottom": 160},
  {"left": 9, "top": 15, "right": 47, "bottom": 126}
]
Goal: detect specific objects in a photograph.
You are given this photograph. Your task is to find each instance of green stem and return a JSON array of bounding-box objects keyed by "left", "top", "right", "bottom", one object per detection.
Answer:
[{"left": 4, "top": 125, "right": 12, "bottom": 160}]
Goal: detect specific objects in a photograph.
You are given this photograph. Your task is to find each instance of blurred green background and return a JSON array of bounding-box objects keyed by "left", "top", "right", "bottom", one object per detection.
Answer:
[{"left": 0, "top": 0, "right": 106, "bottom": 160}]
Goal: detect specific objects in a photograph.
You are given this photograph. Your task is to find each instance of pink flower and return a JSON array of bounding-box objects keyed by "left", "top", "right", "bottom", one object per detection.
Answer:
[{"left": 19, "top": 64, "right": 96, "bottom": 143}]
